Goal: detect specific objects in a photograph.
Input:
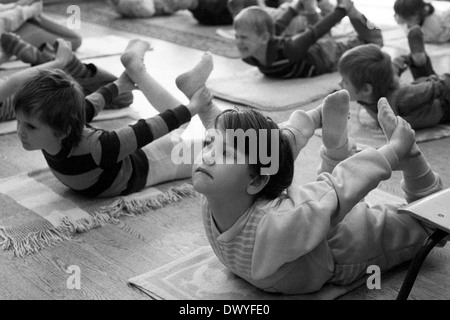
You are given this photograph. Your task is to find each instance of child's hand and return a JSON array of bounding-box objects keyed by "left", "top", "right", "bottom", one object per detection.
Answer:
[
  {"left": 187, "top": 86, "right": 213, "bottom": 116},
  {"left": 114, "top": 71, "right": 136, "bottom": 94},
  {"left": 53, "top": 39, "right": 73, "bottom": 67},
  {"left": 336, "top": 0, "right": 354, "bottom": 11},
  {"left": 387, "top": 116, "right": 415, "bottom": 161}
]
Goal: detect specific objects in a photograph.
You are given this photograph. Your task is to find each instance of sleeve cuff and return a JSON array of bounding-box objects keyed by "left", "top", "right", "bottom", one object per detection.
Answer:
[
  {"left": 159, "top": 104, "right": 192, "bottom": 132},
  {"left": 378, "top": 145, "right": 399, "bottom": 170}
]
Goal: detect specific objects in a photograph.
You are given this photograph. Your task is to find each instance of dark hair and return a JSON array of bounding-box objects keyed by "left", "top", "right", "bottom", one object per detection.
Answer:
[
  {"left": 214, "top": 108, "right": 294, "bottom": 200},
  {"left": 394, "top": 0, "right": 434, "bottom": 22},
  {"left": 13, "top": 69, "right": 86, "bottom": 147},
  {"left": 338, "top": 44, "right": 398, "bottom": 102}
]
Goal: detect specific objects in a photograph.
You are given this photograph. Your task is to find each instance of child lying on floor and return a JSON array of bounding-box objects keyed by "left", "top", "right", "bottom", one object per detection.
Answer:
[
  {"left": 227, "top": 0, "right": 335, "bottom": 37},
  {"left": 0, "top": 36, "right": 132, "bottom": 122},
  {"left": 0, "top": 0, "right": 82, "bottom": 53},
  {"left": 233, "top": 0, "right": 382, "bottom": 78},
  {"left": 13, "top": 39, "right": 214, "bottom": 198},
  {"left": 394, "top": 0, "right": 450, "bottom": 44},
  {"left": 190, "top": 86, "right": 444, "bottom": 294},
  {"left": 338, "top": 25, "right": 450, "bottom": 130}
]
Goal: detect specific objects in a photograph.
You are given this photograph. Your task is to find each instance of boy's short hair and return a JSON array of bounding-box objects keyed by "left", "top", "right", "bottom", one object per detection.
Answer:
[
  {"left": 338, "top": 44, "right": 398, "bottom": 102},
  {"left": 13, "top": 69, "right": 86, "bottom": 147},
  {"left": 233, "top": 6, "right": 275, "bottom": 36}
]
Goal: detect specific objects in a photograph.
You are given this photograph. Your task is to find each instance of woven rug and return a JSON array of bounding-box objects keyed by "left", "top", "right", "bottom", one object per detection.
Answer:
[
  {"left": 45, "top": 2, "right": 240, "bottom": 59},
  {"left": 0, "top": 112, "right": 198, "bottom": 257},
  {"left": 207, "top": 69, "right": 341, "bottom": 111},
  {"left": 0, "top": 168, "right": 199, "bottom": 257},
  {"left": 128, "top": 245, "right": 367, "bottom": 300},
  {"left": 315, "top": 103, "right": 450, "bottom": 150}
]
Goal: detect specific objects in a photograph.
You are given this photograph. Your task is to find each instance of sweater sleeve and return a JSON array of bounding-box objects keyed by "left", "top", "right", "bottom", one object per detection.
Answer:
[
  {"left": 84, "top": 83, "right": 119, "bottom": 123},
  {"left": 283, "top": 7, "right": 346, "bottom": 61},
  {"left": 92, "top": 105, "right": 191, "bottom": 168},
  {"left": 251, "top": 147, "right": 394, "bottom": 280}
]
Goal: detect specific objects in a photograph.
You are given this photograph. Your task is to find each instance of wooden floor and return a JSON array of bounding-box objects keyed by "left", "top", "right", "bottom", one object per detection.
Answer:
[{"left": 0, "top": 0, "right": 450, "bottom": 300}]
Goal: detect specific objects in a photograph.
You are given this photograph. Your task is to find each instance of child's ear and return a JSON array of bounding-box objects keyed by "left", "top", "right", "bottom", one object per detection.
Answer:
[
  {"left": 55, "top": 127, "right": 71, "bottom": 140},
  {"left": 261, "top": 31, "right": 271, "bottom": 43},
  {"left": 247, "top": 174, "right": 270, "bottom": 196},
  {"left": 360, "top": 83, "right": 374, "bottom": 100}
]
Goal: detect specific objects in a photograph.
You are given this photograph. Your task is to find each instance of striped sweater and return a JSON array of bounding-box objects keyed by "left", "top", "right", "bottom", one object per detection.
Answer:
[
  {"left": 43, "top": 83, "right": 192, "bottom": 198},
  {"left": 242, "top": 7, "right": 346, "bottom": 79}
]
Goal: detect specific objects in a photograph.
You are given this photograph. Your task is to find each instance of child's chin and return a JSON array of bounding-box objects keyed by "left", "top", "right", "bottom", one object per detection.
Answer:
[{"left": 20, "top": 142, "right": 33, "bottom": 150}]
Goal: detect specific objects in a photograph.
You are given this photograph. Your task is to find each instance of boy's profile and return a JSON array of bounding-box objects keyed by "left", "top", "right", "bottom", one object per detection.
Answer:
[
  {"left": 338, "top": 26, "right": 450, "bottom": 130},
  {"left": 233, "top": 0, "right": 383, "bottom": 78}
]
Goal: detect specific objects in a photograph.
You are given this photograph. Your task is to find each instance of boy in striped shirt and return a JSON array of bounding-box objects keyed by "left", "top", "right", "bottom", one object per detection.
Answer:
[
  {"left": 233, "top": 0, "right": 383, "bottom": 78},
  {"left": 13, "top": 39, "right": 214, "bottom": 198}
]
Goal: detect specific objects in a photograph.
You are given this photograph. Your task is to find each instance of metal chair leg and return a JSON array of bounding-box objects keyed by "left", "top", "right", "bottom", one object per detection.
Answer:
[{"left": 397, "top": 229, "right": 449, "bottom": 300}]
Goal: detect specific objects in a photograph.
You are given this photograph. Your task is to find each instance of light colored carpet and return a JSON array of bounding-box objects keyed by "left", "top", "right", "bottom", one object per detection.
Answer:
[
  {"left": 207, "top": 68, "right": 341, "bottom": 111},
  {"left": 128, "top": 245, "right": 367, "bottom": 300}
]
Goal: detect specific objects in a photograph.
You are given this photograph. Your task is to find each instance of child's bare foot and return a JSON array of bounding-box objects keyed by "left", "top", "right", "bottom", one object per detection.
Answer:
[
  {"left": 322, "top": 89, "right": 350, "bottom": 149},
  {"left": 120, "top": 39, "right": 151, "bottom": 70},
  {"left": 176, "top": 52, "right": 213, "bottom": 99},
  {"left": 377, "top": 98, "right": 421, "bottom": 164}
]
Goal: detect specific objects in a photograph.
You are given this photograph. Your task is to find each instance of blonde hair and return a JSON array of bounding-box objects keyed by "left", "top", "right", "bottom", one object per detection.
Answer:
[{"left": 233, "top": 6, "right": 274, "bottom": 36}]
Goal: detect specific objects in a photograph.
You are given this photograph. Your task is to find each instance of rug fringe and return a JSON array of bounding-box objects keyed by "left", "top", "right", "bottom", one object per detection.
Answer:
[{"left": 2, "top": 183, "right": 198, "bottom": 257}]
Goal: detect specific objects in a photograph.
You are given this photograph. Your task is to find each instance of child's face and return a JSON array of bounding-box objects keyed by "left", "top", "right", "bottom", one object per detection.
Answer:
[
  {"left": 339, "top": 74, "right": 363, "bottom": 102},
  {"left": 234, "top": 25, "right": 268, "bottom": 59},
  {"left": 192, "top": 127, "right": 254, "bottom": 198},
  {"left": 16, "top": 112, "right": 63, "bottom": 155}
]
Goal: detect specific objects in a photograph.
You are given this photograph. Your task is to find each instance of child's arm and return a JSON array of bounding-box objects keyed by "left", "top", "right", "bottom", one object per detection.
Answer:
[
  {"left": 283, "top": 6, "right": 347, "bottom": 61},
  {"left": 84, "top": 71, "right": 135, "bottom": 122},
  {"left": 273, "top": 0, "right": 319, "bottom": 35},
  {"left": 0, "top": 38, "right": 71, "bottom": 102},
  {"left": 91, "top": 85, "right": 212, "bottom": 167},
  {"left": 321, "top": 116, "right": 415, "bottom": 225}
]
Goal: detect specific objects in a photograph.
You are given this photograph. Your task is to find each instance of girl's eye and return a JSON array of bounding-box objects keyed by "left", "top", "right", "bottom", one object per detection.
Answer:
[{"left": 26, "top": 124, "right": 36, "bottom": 130}]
